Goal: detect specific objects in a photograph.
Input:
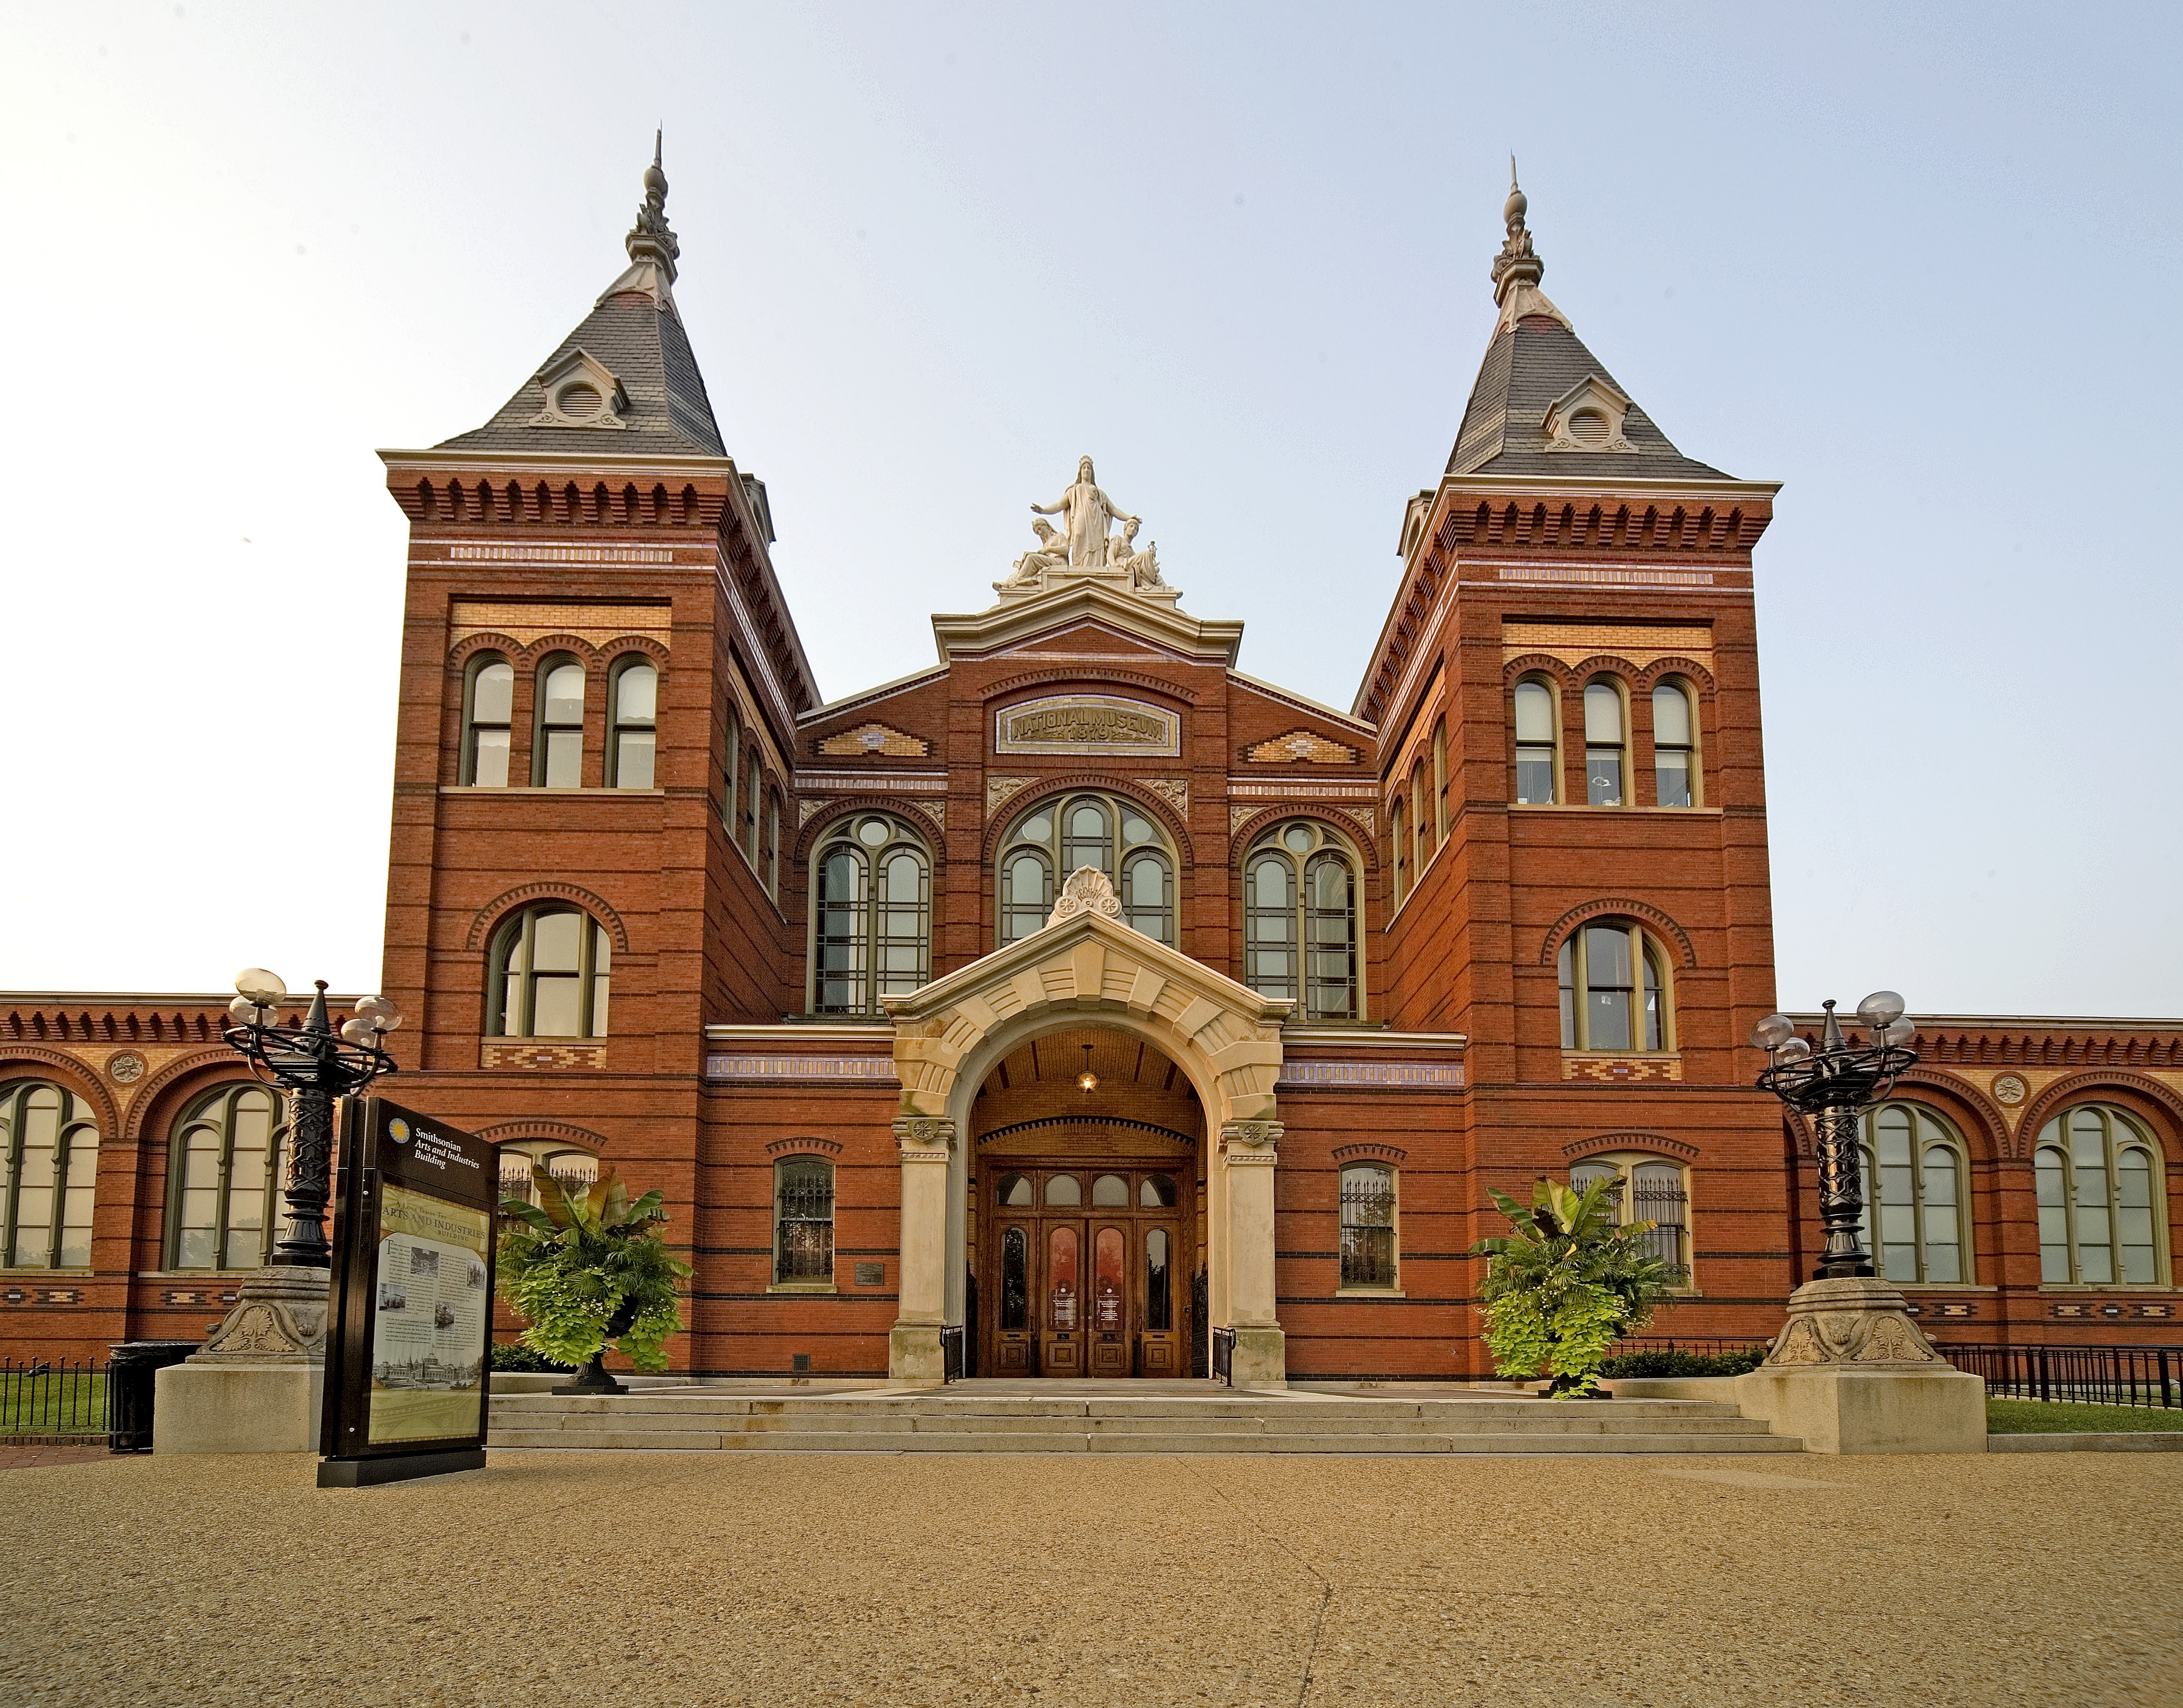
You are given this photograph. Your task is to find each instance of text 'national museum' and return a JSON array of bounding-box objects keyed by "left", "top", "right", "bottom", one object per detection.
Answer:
[{"left": 5, "top": 156, "right": 2177, "bottom": 1382}]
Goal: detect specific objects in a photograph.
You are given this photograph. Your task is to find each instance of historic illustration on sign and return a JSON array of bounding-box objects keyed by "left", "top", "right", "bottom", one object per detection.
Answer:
[
  {"left": 366, "top": 1183, "right": 491, "bottom": 1445},
  {"left": 996, "top": 694, "right": 1182, "bottom": 756},
  {"left": 995, "top": 456, "right": 1178, "bottom": 602}
]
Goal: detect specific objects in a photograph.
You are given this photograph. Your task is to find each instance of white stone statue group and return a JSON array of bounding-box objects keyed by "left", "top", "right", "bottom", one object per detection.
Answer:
[{"left": 999, "top": 456, "right": 1163, "bottom": 592}]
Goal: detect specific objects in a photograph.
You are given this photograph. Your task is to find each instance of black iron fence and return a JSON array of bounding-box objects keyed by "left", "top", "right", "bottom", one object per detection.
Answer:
[
  {"left": 1609, "top": 1337, "right": 1771, "bottom": 1356},
  {"left": 939, "top": 1325, "right": 964, "bottom": 1384},
  {"left": 1211, "top": 1326, "right": 1235, "bottom": 1386},
  {"left": 1, "top": 1358, "right": 110, "bottom": 1437},
  {"left": 1937, "top": 1343, "right": 2180, "bottom": 1410}
]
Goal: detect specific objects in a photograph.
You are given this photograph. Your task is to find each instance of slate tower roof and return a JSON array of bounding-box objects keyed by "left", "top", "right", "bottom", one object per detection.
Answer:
[
  {"left": 437, "top": 135, "right": 728, "bottom": 459},
  {"left": 1446, "top": 167, "right": 1727, "bottom": 481}
]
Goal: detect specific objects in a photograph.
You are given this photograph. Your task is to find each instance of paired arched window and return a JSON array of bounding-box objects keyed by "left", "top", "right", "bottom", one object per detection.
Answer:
[
  {"left": 1243, "top": 821, "right": 1359, "bottom": 1021},
  {"left": 167, "top": 1083, "right": 286, "bottom": 1270},
  {"left": 2036, "top": 1104, "right": 2166, "bottom": 1285},
  {"left": 1513, "top": 676, "right": 1559, "bottom": 804},
  {"left": 1652, "top": 681, "right": 1697, "bottom": 808},
  {"left": 996, "top": 792, "right": 1176, "bottom": 946},
  {"left": 496, "top": 1140, "right": 600, "bottom": 1210},
  {"left": 533, "top": 656, "right": 585, "bottom": 787},
  {"left": 606, "top": 659, "right": 658, "bottom": 788},
  {"left": 813, "top": 815, "right": 931, "bottom": 1014},
  {"left": 1583, "top": 678, "right": 1626, "bottom": 806},
  {"left": 0, "top": 1080, "right": 100, "bottom": 1269},
  {"left": 489, "top": 905, "right": 612, "bottom": 1037},
  {"left": 774, "top": 1156, "right": 835, "bottom": 1285},
  {"left": 1558, "top": 921, "right": 1672, "bottom": 1052},
  {"left": 1857, "top": 1103, "right": 1969, "bottom": 1284},
  {"left": 1570, "top": 1155, "right": 1690, "bottom": 1280},
  {"left": 1339, "top": 1163, "right": 1397, "bottom": 1288},
  {"left": 461, "top": 655, "right": 514, "bottom": 787}
]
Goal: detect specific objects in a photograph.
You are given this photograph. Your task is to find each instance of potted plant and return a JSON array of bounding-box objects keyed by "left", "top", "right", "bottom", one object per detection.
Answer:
[
  {"left": 1470, "top": 1177, "right": 1674, "bottom": 1399},
  {"left": 497, "top": 1166, "right": 691, "bottom": 1395}
]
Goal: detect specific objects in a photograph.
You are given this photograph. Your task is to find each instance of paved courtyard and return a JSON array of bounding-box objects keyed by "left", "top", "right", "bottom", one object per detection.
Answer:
[{"left": 2, "top": 1450, "right": 2177, "bottom": 1706}]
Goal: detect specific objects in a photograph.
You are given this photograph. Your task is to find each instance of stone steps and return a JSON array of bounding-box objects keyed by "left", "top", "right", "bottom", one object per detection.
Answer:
[{"left": 486, "top": 1386, "right": 1803, "bottom": 1455}]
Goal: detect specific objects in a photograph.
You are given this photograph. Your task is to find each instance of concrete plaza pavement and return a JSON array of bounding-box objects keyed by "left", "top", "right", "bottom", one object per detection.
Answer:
[{"left": 1, "top": 1449, "right": 2177, "bottom": 1706}]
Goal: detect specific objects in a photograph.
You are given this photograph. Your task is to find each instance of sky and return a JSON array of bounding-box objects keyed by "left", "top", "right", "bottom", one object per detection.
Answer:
[{"left": 2, "top": 2, "right": 2177, "bottom": 1016}]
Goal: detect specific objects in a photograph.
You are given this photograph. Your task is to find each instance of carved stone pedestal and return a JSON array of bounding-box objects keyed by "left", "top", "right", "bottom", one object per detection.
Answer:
[
  {"left": 1734, "top": 1277, "right": 1986, "bottom": 1454},
  {"left": 1225, "top": 1326, "right": 1288, "bottom": 1391},
  {"left": 153, "top": 1266, "right": 329, "bottom": 1454}
]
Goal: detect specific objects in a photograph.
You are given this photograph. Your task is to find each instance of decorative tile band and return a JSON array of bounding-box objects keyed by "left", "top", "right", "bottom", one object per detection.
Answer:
[
  {"left": 481, "top": 1043, "right": 608, "bottom": 1071},
  {"left": 448, "top": 545, "right": 675, "bottom": 564},
  {"left": 1496, "top": 566, "right": 1714, "bottom": 588},
  {"left": 162, "top": 1288, "right": 239, "bottom": 1308},
  {"left": 1562, "top": 1054, "right": 1683, "bottom": 1083},
  {"left": 706, "top": 1055, "right": 901, "bottom": 1083},
  {"left": 1278, "top": 1061, "right": 1465, "bottom": 1089}
]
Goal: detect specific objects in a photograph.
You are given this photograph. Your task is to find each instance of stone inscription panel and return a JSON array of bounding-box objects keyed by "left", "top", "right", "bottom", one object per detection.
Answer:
[{"left": 994, "top": 695, "right": 1181, "bottom": 757}]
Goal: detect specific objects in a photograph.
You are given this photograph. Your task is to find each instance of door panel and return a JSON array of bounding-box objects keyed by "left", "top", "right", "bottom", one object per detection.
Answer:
[
  {"left": 995, "top": 1223, "right": 1034, "bottom": 1374},
  {"left": 1090, "top": 1223, "right": 1129, "bottom": 1376},
  {"left": 1040, "top": 1222, "right": 1084, "bottom": 1376},
  {"left": 1139, "top": 1222, "right": 1179, "bottom": 1376}
]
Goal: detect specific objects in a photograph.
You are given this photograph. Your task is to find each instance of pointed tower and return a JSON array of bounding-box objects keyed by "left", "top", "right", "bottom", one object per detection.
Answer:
[
  {"left": 1355, "top": 171, "right": 1800, "bottom": 1346},
  {"left": 372, "top": 144, "right": 818, "bottom": 1377}
]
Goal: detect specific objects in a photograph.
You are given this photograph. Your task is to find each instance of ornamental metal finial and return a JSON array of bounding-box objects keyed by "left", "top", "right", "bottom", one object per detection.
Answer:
[
  {"left": 626, "top": 128, "right": 680, "bottom": 285},
  {"left": 1489, "top": 158, "right": 1569, "bottom": 333}
]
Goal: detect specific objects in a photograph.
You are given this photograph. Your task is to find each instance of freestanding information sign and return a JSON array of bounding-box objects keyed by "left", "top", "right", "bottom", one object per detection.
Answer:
[{"left": 319, "top": 1097, "right": 499, "bottom": 1487}]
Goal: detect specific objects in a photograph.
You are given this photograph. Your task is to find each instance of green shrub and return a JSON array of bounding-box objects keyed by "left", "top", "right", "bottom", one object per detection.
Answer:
[
  {"left": 497, "top": 1168, "right": 691, "bottom": 1372},
  {"left": 488, "top": 1341, "right": 574, "bottom": 1374},
  {"left": 1596, "top": 1346, "right": 1767, "bottom": 1379}
]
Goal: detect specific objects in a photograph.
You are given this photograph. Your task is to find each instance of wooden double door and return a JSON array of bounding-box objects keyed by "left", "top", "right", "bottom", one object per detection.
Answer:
[{"left": 984, "top": 1164, "right": 1189, "bottom": 1379}]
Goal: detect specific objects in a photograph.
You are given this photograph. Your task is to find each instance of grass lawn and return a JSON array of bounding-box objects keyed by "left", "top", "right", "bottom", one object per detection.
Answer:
[
  {"left": 1987, "top": 1396, "right": 2183, "bottom": 1434},
  {"left": 0, "top": 1371, "right": 107, "bottom": 1434}
]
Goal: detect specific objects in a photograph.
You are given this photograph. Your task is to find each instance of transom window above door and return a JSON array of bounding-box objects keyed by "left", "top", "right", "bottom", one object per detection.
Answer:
[{"left": 997, "top": 792, "right": 1175, "bottom": 946}]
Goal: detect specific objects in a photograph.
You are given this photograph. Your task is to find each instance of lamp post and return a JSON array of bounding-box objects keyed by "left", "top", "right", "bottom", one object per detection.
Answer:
[
  {"left": 1750, "top": 992, "right": 1917, "bottom": 1280},
  {"left": 221, "top": 969, "right": 403, "bottom": 1268}
]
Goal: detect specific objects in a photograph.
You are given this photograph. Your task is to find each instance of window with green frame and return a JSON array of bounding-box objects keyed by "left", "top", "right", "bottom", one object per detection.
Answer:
[
  {"left": 2036, "top": 1104, "right": 2167, "bottom": 1285},
  {"left": 995, "top": 792, "right": 1175, "bottom": 946},
  {"left": 1242, "top": 820, "right": 1359, "bottom": 1021},
  {"left": 1557, "top": 921, "right": 1671, "bottom": 1052},
  {"left": 1856, "top": 1102, "right": 1969, "bottom": 1285},
  {"left": 812, "top": 814, "right": 931, "bottom": 1014},
  {"left": 167, "top": 1083, "right": 287, "bottom": 1270},
  {"left": 1, "top": 1080, "right": 100, "bottom": 1268},
  {"left": 488, "top": 905, "right": 612, "bottom": 1037}
]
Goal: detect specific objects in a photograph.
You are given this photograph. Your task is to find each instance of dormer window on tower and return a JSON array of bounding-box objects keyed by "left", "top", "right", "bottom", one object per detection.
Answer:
[
  {"left": 528, "top": 348, "right": 629, "bottom": 430},
  {"left": 1541, "top": 374, "right": 1635, "bottom": 454}
]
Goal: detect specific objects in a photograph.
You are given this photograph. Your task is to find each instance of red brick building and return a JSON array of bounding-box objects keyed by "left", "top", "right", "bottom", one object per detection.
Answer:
[{"left": 4, "top": 163, "right": 2177, "bottom": 1375}]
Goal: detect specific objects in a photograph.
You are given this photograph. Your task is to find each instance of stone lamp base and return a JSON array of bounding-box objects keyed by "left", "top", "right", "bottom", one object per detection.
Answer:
[
  {"left": 153, "top": 1266, "right": 330, "bottom": 1454},
  {"left": 1734, "top": 1276, "right": 1986, "bottom": 1454}
]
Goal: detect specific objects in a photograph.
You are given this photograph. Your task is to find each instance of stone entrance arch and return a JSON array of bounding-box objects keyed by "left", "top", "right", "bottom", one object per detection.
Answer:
[{"left": 882, "top": 908, "right": 1291, "bottom": 1385}]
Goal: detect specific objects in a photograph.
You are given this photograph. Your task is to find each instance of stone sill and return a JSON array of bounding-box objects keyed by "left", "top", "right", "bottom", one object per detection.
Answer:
[
  {"left": 438, "top": 786, "right": 667, "bottom": 797},
  {"left": 767, "top": 1283, "right": 838, "bottom": 1296},
  {"left": 2036, "top": 1284, "right": 2176, "bottom": 1294},
  {"left": 1334, "top": 1287, "right": 1406, "bottom": 1299},
  {"left": 0, "top": 1268, "right": 92, "bottom": 1278},
  {"left": 135, "top": 1270, "right": 260, "bottom": 1282}
]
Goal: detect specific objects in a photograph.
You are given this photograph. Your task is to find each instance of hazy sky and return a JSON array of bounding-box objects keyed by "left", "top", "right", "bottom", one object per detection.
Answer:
[{"left": 3, "top": 3, "right": 2177, "bottom": 1016}]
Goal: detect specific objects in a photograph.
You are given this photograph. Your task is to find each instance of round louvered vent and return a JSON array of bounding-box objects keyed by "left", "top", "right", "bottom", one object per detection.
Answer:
[
  {"left": 558, "top": 382, "right": 602, "bottom": 418},
  {"left": 1570, "top": 409, "right": 1610, "bottom": 444}
]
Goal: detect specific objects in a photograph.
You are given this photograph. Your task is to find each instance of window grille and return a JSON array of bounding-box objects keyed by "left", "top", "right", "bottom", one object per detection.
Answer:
[
  {"left": 1339, "top": 1164, "right": 1396, "bottom": 1287},
  {"left": 775, "top": 1158, "right": 835, "bottom": 1283}
]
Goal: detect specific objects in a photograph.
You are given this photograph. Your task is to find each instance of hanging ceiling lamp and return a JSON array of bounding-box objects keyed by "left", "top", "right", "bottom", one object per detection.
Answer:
[{"left": 1078, "top": 1043, "right": 1098, "bottom": 1094}]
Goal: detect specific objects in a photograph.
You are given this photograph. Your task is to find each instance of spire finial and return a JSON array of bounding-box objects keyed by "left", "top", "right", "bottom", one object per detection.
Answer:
[
  {"left": 1487, "top": 159, "right": 1569, "bottom": 334},
  {"left": 612, "top": 130, "right": 680, "bottom": 307}
]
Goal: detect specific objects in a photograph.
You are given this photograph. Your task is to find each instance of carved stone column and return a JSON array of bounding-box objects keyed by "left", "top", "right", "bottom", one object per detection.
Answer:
[
  {"left": 1734, "top": 1276, "right": 1986, "bottom": 1453},
  {"left": 153, "top": 1266, "right": 330, "bottom": 1454},
  {"left": 1218, "top": 1120, "right": 1285, "bottom": 1388},
  {"left": 889, "top": 1116, "right": 955, "bottom": 1384}
]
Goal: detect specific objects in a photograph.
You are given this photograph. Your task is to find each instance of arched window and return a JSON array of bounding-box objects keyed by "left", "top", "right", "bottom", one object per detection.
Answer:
[
  {"left": 167, "top": 1083, "right": 287, "bottom": 1270},
  {"left": 766, "top": 789, "right": 781, "bottom": 899},
  {"left": 1432, "top": 720, "right": 1448, "bottom": 841},
  {"left": 606, "top": 659, "right": 657, "bottom": 788},
  {"left": 1583, "top": 678, "right": 1626, "bottom": 806},
  {"left": 489, "top": 905, "right": 612, "bottom": 1037},
  {"left": 1244, "top": 821, "right": 1360, "bottom": 1020},
  {"left": 1856, "top": 1103, "right": 1969, "bottom": 1284},
  {"left": 533, "top": 657, "right": 585, "bottom": 787},
  {"left": 1652, "top": 680, "right": 1696, "bottom": 808},
  {"left": 720, "top": 709, "right": 740, "bottom": 834},
  {"left": 1570, "top": 1154, "right": 1690, "bottom": 1280},
  {"left": 996, "top": 792, "right": 1177, "bottom": 947},
  {"left": 1512, "top": 676, "right": 1558, "bottom": 804},
  {"left": 2036, "top": 1104, "right": 2167, "bottom": 1285},
  {"left": 1389, "top": 797, "right": 1407, "bottom": 905},
  {"left": 0, "top": 1080, "right": 99, "bottom": 1269},
  {"left": 461, "top": 655, "right": 513, "bottom": 787},
  {"left": 811, "top": 815, "right": 930, "bottom": 1014},
  {"left": 1339, "top": 1163, "right": 1396, "bottom": 1288},
  {"left": 774, "top": 1157, "right": 835, "bottom": 1285},
  {"left": 495, "top": 1140, "right": 600, "bottom": 1211},
  {"left": 745, "top": 750, "right": 762, "bottom": 860},
  {"left": 1557, "top": 921, "right": 1671, "bottom": 1052},
  {"left": 1411, "top": 758, "right": 1430, "bottom": 872}
]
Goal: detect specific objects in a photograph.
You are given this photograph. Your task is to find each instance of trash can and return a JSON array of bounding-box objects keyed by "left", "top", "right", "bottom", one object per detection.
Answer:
[{"left": 107, "top": 1341, "right": 200, "bottom": 1453}]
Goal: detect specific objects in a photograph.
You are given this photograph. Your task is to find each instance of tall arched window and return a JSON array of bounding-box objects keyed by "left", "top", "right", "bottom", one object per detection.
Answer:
[
  {"left": 1513, "top": 676, "right": 1558, "bottom": 804},
  {"left": 720, "top": 709, "right": 740, "bottom": 834},
  {"left": 812, "top": 815, "right": 930, "bottom": 1014},
  {"left": 774, "top": 1156, "right": 835, "bottom": 1285},
  {"left": 0, "top": 1080, "right": 99, "bottom": 1269},
  {"left": 461, "top": 655, "right": 513, "bottom": 787},
  {"left": 766, "top": 789, "right": 782, "bottom": 899},
  {"left": 1432, "top": 720, "right": 1448, "bottom": 842},
  {"left": 1570, "top": 1154, "right": 1691, "bottom": 1280},
  {"left": 167, "top": 1083, "right": 286, "bottom": 1270},
  {"left": 744, "top": 750, "right": 762, "bottom": 860},
  {"left": 2036, "top": 1104, "right": 2167, "bottom": 1285},
  {"left": 489, "top": 905, "right": 612, "bottom": 1037},
  {"left": 1244, "top": 821, "right": 1359, "bottom": 1020},
  {"left": 1857, "top": 1103, "right": 1969, "bottom": 1284},
  {"left": 1410, "top": 758, "right": 1430, "bottom": 872},
  {"left": 1389, "top": 797, "right": 1407, "bottom": 906},
  {"left": 533, "top": 657, "right": 585, "bottom": 787},
  {"left": 606, "top": 658, "right": 657, "bottom": 788},
  {"left": 1339, "top": 1162, "right": 1397, "bottom": 1288},
  {"left": 1583, "top": 678, "right": 1626, "bottom": 806},
  {"left": 996, "top": 792, "right": 1176, "bottom": 947},
  {"left": 1558, "top": 921, "right": 1671, "bottom": 1052},
  {"left": 1652, "top": 680, "right": 1696, "bottom": 808}
]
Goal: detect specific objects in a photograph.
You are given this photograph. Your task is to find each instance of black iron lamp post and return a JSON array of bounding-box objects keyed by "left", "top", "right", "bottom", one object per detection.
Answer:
[
  {"left": 221, "top": 970, "right": 403, "bottom": 1268},
  {"left": 1751, "top": 992, "right": 1918, "bottom": 1280}
]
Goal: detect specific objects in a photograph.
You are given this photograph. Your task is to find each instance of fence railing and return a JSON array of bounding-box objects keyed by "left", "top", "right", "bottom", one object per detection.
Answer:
[
  {"left": 1609, "top": 1337, "right": 1771, "bottom": 1356},
  {"left": 939, "top": 1325, "right": 964, "bottom": 1384},
  {"left": 1210, "top": 1326, "right": 1235, "bottom": 1386},
  {"left": 1936, "top": 1343, "right": 2180, "bottom": 1410},
  {"left": 1, "top": 1359, "right": 110, "bottom": 1437}
]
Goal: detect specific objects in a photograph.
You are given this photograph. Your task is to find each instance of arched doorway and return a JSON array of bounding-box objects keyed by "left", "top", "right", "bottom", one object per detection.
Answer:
[{"left": 971, "top": 1027, "right": 1204, "bottom": 1377}]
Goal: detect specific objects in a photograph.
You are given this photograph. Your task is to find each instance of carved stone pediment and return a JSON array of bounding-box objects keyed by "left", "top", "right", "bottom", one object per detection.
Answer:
[{"left": 1048, "top": 866, "right": 1124, "bottom": 927}]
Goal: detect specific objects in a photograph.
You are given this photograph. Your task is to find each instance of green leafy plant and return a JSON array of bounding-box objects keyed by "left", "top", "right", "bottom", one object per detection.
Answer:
[
  {"left": 1596, "top": 1346, "right": 1767, "bottom": 1379},
  {"left": 487, "top": 1341, "right": 575, "bottom": 1374},
  {"left": 497, "top": 1167, "right": 691, "bottom": 1373},
  {"left": 1470, "top": 1177, "right": 1675, "bottom": 1398}
]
